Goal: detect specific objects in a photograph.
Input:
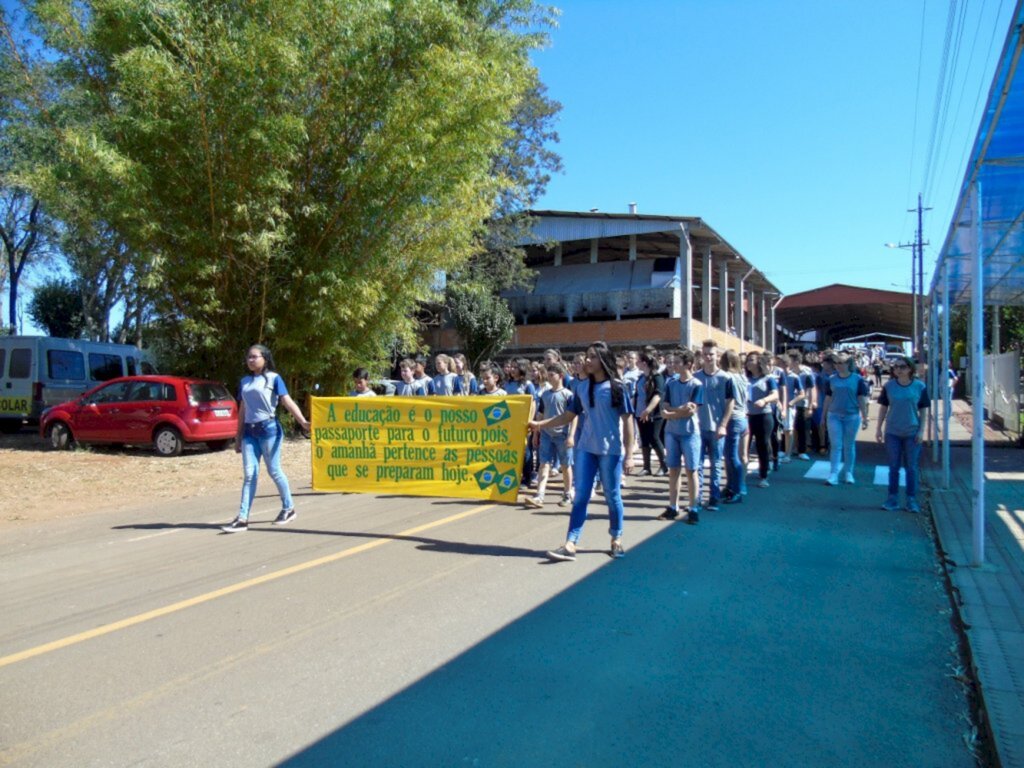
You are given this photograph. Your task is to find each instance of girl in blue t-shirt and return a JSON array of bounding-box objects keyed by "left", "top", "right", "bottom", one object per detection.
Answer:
[
  {"left": 875, "top": 355, "right": 930, "bottom": 512},
  {"left": 222, "top": 344, "right": 310, "bottom": 533},
  {"left": 821, "top": 352, "right": 871, "bottom": 486},
  {"left": 530, "top": 341, "right": 635, "bottom": 562},
  {"left": 745, "top": 352, "right": 779, "bottom": 488}
]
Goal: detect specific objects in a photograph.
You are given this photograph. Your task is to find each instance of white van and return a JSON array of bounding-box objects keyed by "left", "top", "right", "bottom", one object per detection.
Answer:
[{"left": 0, "top": 336, "right": 158, "bottom": 432}]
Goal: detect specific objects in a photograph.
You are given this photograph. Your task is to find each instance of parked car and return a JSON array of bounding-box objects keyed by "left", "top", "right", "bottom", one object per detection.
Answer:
[{"left": 39, "top": 375, "right": 237, "bottom": 456}]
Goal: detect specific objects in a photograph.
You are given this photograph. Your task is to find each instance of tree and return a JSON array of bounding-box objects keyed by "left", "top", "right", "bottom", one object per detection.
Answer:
[
  {"left": 0, "top": 13, "right": 51, "bottom": 331},
  {"left": 27, "top": 276, "right": 84, "bottom": 337},
  {"left": 446, "top": 282, "right": 515, "bottom": 367},
  {"left": 5, "top": 0, "right": 555, "bottom": 398}
]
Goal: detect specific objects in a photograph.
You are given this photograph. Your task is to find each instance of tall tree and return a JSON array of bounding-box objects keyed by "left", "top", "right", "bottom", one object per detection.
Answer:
[
  {"left": 6, "top": 0, "right": 554, "bottom": 395},
  {"left": 0, "top": 8, "right": 51, "bottom": 331},
  {"left": 27, "top": 275, "right": 84, "bottom": 337}
]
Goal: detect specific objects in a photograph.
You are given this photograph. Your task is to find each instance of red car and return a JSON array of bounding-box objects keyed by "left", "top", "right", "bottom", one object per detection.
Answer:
[{"left": 40, "top": 375, "right": 238, "bottom": 456}]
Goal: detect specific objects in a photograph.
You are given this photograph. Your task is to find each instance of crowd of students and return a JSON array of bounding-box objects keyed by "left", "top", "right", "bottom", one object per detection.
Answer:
[{"left": 340, "top": 341, "right": 929, "bottom": 560}]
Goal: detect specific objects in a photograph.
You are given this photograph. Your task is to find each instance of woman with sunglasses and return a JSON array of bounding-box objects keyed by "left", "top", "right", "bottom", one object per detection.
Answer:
[{"left": 875, "top": 355, "right": 930, "bottom": 512}]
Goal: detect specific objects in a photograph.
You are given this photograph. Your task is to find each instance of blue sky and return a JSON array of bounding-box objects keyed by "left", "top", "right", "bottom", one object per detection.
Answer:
[{"left": 530, "top": 0, "right": 1016, "bottom": 298}]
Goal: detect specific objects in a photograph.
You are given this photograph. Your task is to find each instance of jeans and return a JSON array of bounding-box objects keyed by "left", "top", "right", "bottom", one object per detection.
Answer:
[
  {"left": 724, "top": 418, "right": 748, "bottom": 496},
  {"left": 239, "top": 419, "right": 293, "bottom": 518},
  {"left": 567, "top": 450, "right": 625, "bottom": 543},
  {"left": 885, "top": 433, "right": 921, "bottom": 499},
  {"left": 826, "top": 412, "right": 861, "bottom": 479},
  {"left": 699, "top": 430, "right": 724, "bottom": 503}
]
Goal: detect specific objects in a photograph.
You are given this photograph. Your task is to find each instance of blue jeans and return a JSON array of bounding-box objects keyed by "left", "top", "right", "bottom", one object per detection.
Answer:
[
  {"left": 699, "top": 430, "right": 724, "bottom": 503},
  {"left": 724, "top": 418, "right": 748, "bottom": 497},
  {"left": 239, "top": 420, "right": 294, "bottom": 518},
  {"left": 567, "top": 450, "right": 624, "bottom": 543},
  {"left": 826, "top": 412, "right": 861, "bottom": 479},
  {"left": 885, "top": 433, "right": 921, "bottom": 499}
]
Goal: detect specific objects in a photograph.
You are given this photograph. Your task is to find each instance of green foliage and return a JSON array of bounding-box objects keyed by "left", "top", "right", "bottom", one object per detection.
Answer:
[
  {"left": 446, "top": 281, "right": 515, "bottom": 367},
  {"left": 27, "top": 276, "right": 85, "bottom": 337},
  {"left": 6, "top": 0, "right": 555, "bottom": 401}
]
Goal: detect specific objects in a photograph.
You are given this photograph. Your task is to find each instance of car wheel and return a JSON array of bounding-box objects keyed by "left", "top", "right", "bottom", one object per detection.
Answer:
[
  {"left": 47, "top": 422, "right": 74, "bottom": 450},
  {"left": 153, "top": 426, "right": 184, "bottom": 457},
  {"left": 205, "top": 439, "right": 231, "bottom": 451}
]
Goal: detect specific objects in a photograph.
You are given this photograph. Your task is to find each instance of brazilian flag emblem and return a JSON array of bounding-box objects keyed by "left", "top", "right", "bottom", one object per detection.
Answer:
[
  {"left": 483, "top": 400, "right": 511, "bottom": 426},
  {"left": 475, "top": 464, "right": 500, "bottom": 491},
  {"left": 496, "top": 469, "right": 519, "bottom": 494}
]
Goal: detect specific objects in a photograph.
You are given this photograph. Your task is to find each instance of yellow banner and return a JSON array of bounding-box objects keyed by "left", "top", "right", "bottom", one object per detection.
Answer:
[{"left": 310, "top": 395, "right": 534, "bottom": 501}]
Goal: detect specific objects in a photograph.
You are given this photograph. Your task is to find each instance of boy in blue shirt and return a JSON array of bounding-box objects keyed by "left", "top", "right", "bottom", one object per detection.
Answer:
[{"left": 661, "top": 349, "right": 704, "bottom": 524}]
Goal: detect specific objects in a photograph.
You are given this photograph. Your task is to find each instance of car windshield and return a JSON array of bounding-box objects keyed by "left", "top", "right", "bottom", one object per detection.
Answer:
[{"left": 187, "top": 382, "right": 232, "bottom": 404}]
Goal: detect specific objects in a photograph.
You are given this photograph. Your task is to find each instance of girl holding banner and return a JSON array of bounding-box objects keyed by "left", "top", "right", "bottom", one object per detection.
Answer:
[{"left": 530, "top": 342, "right": 635, "bottom": 562}]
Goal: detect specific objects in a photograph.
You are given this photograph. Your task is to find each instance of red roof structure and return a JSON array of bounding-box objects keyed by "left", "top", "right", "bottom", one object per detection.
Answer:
[{"left": 776, "top": 284, "right": 913, "bottom": 346}]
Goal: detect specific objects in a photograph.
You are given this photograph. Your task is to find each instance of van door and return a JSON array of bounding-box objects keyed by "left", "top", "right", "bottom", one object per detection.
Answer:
[{"left": 0, "top": 344, "right": 34, "bottom": 426}]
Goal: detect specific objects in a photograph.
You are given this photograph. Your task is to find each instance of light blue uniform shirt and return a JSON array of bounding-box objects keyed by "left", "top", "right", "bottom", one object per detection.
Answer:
[
  {"left": 238, "top": 372, "right": 288, "bottom": 423},
  {"left": 663, "top": 376, "right": 703, "bottom": 436},
  {"left": 568, "top": 379, "right": 633, "bottom": 456},
  {"left": 879, "top": 379, "right": 930, "bottom": 437},
  {"left": 824, "top": 374, "right": 869, "bottom": 416}
]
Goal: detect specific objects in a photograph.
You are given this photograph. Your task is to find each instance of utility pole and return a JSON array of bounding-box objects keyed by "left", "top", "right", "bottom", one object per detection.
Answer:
[
  {"left": 888, "top": 195, "right": 932, "bottom": 356},
  {"left": 910, "top": 194, "right": 932, "bottom": 357}
]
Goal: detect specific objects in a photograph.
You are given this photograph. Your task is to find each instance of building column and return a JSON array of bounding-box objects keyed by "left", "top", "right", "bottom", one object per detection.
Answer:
[
  {"left": 768, "top": 299, "right": 777, "bottom": 354},
  {"left": 970, "top": 181, "right": 985, "bottom": 567},
  {"left": 758, "top": 292, "right": 766, "bottom": 349},
  {"left": 992, "top": 305, "right": 1001, "bottom": 353},
  {"left": 735, "top": 276, "right": 745, "bottom": 347},
  {"left": 701, "top": 246, "right": 712, "bottom": 329},
  {"left": 589, "top": 238, "right": 598, "bottom": 264},
  {"left": 554, "top": 243, "right": 562, "bottom": 266},
  {"left": 718, "top": 258, "right": 730, "bottom": 332},
  {"left": 629, "top": 234, "right": 637, "bottom": 261},
  {"left": 678, "top": 226, "right": 693, "bottom": 348}
]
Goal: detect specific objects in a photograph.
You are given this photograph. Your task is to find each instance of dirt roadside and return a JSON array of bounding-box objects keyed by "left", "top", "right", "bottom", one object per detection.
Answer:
[{"left": 0, "top": 430, "right": 312, "bottom": 525}]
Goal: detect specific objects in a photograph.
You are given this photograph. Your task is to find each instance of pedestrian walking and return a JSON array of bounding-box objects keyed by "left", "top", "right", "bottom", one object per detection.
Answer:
[
  {"left": 821, "top": 351, "right": 870, "bottom": 486},
  {"left": 720, "top": 350, "right": 749, "bottom": 504},
  {"left": 745, "top": 352, "right": 779, "bottom": 488},
  {"left": 222, "top": 344, "right": 310, "bottom": 533},
  {"left": 694, "top": 340, "right": 734, "bottom": 510},
  {"left": 635, "top": 351, "right": 667, "bottom": 476},
  {"left": 875, "top": 355, "right": 930, "bottom": 513},
  {"left": 532, "top": 342, "right": 635, "bottom": 562}
]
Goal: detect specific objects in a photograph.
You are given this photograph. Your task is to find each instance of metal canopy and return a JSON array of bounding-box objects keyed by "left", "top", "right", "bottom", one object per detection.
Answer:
[
  {"left": 925, "top": 1, "right": 1024, "bottom": 570},
  {"left": 928, "top": 2, "right": 1024, "bottom": 306},
  {"left": 775, "top": 284, "right": 913, "bottom": 343}
]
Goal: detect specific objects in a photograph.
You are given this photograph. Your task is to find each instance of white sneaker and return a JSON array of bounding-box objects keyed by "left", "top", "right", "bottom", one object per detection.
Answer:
[
  {"left": 825, "top": 475, "right": 839, "bottom": 486},
  {"left": 523, "top": 496, "right": 544, "bottom": 509},
  {"left": 779, "top": 455, "right": 791, "bottom": 464},
  {"left": 843, "top": 473, "right": 855, "bottom": 484},
  {"left": 797, "top": 453, "right": 811, "bottom": 461},
  {"left": 757, "top": 479, "right": 770, "bottom": 488},
  {"left": 558, "top": 494, "right": 573, "bottom": 507}
]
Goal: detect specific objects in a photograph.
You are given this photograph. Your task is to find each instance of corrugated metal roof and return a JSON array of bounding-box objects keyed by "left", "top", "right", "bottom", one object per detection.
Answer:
[{"left": 929, "top": 2, "right": 1024, "bottom": 306}]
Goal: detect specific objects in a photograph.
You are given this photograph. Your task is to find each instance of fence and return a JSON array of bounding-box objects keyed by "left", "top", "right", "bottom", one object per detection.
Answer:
[{"left": 985, "top": 350, "right": 1021, "bottom": 436}]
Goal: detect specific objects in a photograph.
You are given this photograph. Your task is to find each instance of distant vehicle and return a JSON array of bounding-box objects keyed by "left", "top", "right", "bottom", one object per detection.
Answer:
[
  {"left": 0, "top": 336, "right": 157, "bottom": 432},
  {"left": 39, "top": 375, "right": 237, "bottom": 456}
]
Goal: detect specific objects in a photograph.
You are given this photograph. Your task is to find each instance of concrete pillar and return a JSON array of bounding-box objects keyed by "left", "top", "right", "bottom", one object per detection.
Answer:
[
  {"left": 554, "top": 243, "right": 562, "bottom": 267},
  {"left": 719, "top": 259, "right": 729, "bottom": 332},
  {"left": 589, "top": 238, "right": 598, "bottom": 264},
  {"left": 735, "top": 273, "right": 746, "bottom": 349},
  {"left": 992, "top": 305, "right": 1001, "bottom": 353},
  {"left": 701, "top": 246, "right": 712, "bottom": 328},
  {"left": 629, "top": 235, "right": 637, "bottom": 262},
  {"left": 678, "top": 226, "right": 693, "bottom": 348},
  {"left": 970, "top": 182, "right": 985, "bottom": 567},
  {"left": 759, "top": 292, "right": 767, "bottom": 350}
]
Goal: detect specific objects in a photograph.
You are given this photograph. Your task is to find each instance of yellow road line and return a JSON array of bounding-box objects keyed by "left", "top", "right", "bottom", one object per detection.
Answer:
[{"left": 0, "top": 504, "right": 494, "bottom": 669}]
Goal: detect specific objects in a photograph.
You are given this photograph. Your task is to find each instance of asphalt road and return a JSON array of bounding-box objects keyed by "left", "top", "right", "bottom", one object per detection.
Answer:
[{"left": 0, "top": 449, "right": 977, "bottom": 767}]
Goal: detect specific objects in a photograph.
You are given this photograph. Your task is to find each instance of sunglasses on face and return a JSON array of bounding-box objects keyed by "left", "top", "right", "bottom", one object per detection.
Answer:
[{"left": 893, "top": 363, "right": 909, "bottom": 369}]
